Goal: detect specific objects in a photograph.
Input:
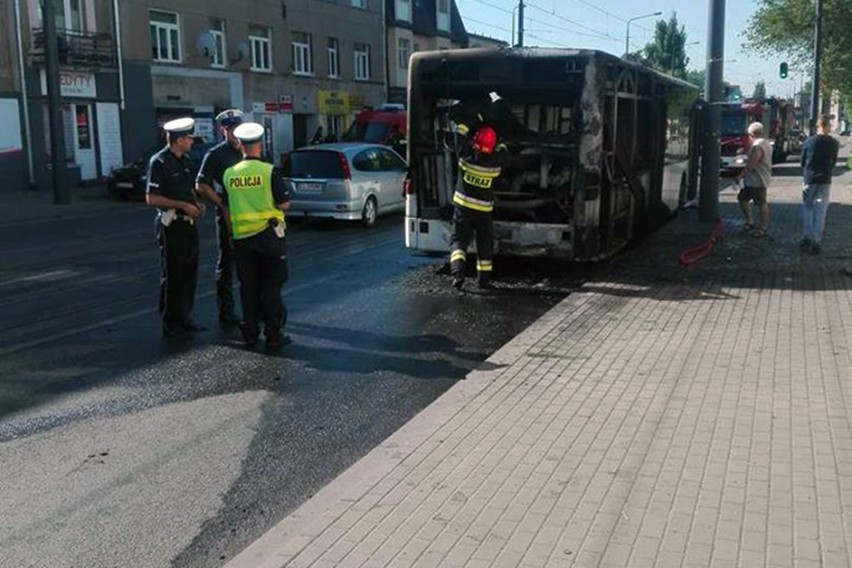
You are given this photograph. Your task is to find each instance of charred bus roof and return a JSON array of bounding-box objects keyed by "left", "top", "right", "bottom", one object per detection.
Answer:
[{"left": 409, "top": 47, "right": 698, "bottom": 95}]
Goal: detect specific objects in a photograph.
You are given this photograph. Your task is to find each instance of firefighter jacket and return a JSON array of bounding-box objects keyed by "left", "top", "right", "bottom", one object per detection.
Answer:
[
  {"left": 453, "top": 145, "right": 504, "bottom": 214},
  {"left": 223, "top": 159, "right": 286, "bottom": 240}
]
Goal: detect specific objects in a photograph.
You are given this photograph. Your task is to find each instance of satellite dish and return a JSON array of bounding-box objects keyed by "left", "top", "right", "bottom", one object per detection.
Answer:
[
  {"left": 196, "top": 31, "right": 216, "bottom": 59},
  {"left": 231, "top": 42, "right": 249, "bottom": 64}
]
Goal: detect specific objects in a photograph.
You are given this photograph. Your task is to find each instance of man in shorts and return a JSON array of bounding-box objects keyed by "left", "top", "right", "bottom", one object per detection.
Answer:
[{"left": 734, "top": 122, "right": 774, "bottom": 237}]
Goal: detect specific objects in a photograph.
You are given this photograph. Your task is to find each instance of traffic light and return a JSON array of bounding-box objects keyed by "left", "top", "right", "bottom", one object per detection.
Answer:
[{"left": 780, "top": 62, "right": 788, "bottom": 79}]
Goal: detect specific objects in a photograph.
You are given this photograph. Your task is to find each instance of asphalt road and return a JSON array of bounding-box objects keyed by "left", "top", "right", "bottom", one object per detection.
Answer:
[{"left": 0, "top": 201, "right": 568, "bottom": 567}]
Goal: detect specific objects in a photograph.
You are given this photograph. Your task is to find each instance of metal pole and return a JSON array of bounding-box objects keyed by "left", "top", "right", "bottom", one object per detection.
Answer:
[
  {"left": 517, "top": 0, "right": 524, "bottom": 47},
  {"left": 43, "top": 0, "right": 70, "bottom": 204},
  {"left": 625, "top": 21, "right": 631, "bottom": 56},
  {"left": 810, "top": 0, "right": 823, "bottom": 134},
  {"left": 13, "top": 0, "right": 35, "bottom": 188},
  {"left": 699, "top": 0, "right": 725, "bottom": 222},
  {"left": 113, "top": 0, "right": 125, "bottom": 111}
]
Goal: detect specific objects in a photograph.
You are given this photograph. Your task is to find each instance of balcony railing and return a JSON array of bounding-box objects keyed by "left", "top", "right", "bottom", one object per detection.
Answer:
[{"left": 30, "top": 28, "right": 115, "bottom": 69}]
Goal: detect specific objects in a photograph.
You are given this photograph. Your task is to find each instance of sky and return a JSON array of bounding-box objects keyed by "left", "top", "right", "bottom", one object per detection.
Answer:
[{"left": 455, "top": 0, "right": 798, "bottom": 98}]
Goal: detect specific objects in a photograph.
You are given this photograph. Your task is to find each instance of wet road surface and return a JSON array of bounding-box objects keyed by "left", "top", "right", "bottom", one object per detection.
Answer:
[{"left": 0, "top": 202, "right": 575, "bottom": 567}]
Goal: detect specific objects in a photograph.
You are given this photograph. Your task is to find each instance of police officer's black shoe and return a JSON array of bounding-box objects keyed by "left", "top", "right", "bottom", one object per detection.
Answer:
[
  {"left": 452, "top": 275, "right": 465, "bottom": 289},
  {"left": 219, "top": 314, "right": 241, "bottom": 329},
  {"left": 477, "top": 280, "right": 494, "bottom": 290},
  {"left": 162, "top": 323, "right": 190, "bottom": 339},
  {"left": 182, "top": 321, "right": 209, "bottom": 333},
  {"left": 266, "top": 334, "right": 292, "bottom": 349}
]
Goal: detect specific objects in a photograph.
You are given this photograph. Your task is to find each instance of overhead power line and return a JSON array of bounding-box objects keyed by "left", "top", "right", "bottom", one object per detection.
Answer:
[{"left": 526, "top": 1, "right": 616, "bottom": 41}]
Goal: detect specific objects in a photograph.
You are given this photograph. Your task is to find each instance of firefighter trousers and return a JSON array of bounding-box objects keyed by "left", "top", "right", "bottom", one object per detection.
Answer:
[{"left": 449, "top": 206, "right": 494, "bottom": 286}]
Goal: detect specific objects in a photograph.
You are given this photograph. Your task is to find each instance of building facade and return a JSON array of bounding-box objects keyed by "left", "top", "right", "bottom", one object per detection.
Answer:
[
  {"left": 0, "top": 0, "right": 389, "bottom": 193},
  {"left": 384, "top": 0, "right": 468, "bottom": 105}
]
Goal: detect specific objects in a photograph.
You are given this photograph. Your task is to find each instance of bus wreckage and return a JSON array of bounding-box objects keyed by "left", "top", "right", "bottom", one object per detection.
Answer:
[{"left": 404, "top": 47, "right": 698, "bottom": 261}]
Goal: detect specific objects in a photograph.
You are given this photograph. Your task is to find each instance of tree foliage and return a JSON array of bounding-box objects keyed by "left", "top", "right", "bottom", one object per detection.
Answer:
[
  {"left": 752, "top": 81, "right": 767, "bottom": 101},
  {"left": 744, "top": 0, "right": 852, "bottom": 103},
  {"left": 640, "top": 13, "right": 690, "bottom": 77}
]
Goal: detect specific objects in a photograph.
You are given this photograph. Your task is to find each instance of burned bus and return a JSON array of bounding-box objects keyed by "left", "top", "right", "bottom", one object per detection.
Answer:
[{"left": 404, "top": 48, "right": 697, "bottom": 261}]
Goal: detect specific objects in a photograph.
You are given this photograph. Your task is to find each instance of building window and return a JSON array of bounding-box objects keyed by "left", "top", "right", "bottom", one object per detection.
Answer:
[
  {"left": 395, "top": 0, "right": 411, "bottom": 22},
  {"left": 398, "top": 38, "right": 410, "bottom": 69},
  {"left": 327, "top": 38, "right": 340, "bottom": 78},
  {"left": 354, "top": 43, "right": 370, "bottom": 81},
  {"left": 249, "top": 26, "right": 272, "bottom": 72},
  {"left": 150, "top": 10, "right": 180, "bottom": 62},
  {"left": 436, "top": 0, "right": 450, "bottom": 32},
  {"left": 351, "top": 0, "right": 366, "bottom": 8},
  {"left": 291, "top": 32, "right": 313, "bottom": 75},
  {"left": 210, "top": 19, "right": 226, "bottom": 68}
]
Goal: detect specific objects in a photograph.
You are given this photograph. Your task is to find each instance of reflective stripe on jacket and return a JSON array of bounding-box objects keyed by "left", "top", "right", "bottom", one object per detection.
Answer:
[{"left": 223, "top": 160, "right": 285, "bottom": 239}]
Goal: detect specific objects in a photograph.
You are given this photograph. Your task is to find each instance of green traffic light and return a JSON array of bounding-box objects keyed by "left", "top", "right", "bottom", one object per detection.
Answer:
[{"left": 780, "top": 62, "right": 788, "bottom": 79}]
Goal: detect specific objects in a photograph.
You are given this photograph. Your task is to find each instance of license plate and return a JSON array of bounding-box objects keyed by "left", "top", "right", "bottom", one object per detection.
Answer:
[
  {"left": 297, "top": 182, "right": 324, "bottom": 193},
  {"left": 116, "top": 182, "right": 134, "bottom": 188}
]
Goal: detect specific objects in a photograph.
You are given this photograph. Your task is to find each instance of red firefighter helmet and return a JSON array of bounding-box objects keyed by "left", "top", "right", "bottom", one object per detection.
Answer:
[{"left": 472, "top": 126, "right": 497, "bottom": 155}]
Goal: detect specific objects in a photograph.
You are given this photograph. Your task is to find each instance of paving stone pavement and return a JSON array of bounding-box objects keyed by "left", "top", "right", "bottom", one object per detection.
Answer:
[{"left": 227, "top": 154, "right": 852, "bottom": 568}]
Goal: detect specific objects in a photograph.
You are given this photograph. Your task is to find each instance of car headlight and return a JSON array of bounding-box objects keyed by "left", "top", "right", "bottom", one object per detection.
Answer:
[{"left": 734, "top": 157, "right": 746, "bottom": 165}]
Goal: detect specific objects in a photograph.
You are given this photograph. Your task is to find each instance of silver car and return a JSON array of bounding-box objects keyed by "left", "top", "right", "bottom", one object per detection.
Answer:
[{"left": 283, "top": 143, "right": 407, "bottom": 228}]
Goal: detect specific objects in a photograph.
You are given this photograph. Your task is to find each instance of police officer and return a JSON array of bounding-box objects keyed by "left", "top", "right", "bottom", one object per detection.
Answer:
[
  {"left": 145, "top": 117, "right": 207, "bottom": 337},
  {"left": 222, "top": 122, "right": 292, "bottom": 349},
  {"left": 195, "top": 109, "right": 244, "bottom": 328},
  {"left": 450, "top": 125, "right": 504, "bottom": 290}
]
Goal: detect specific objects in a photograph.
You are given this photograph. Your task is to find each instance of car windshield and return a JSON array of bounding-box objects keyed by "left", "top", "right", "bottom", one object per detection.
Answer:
[
  {"left": 285, "top": 151, "right": 345, "bottom": 178},
  {"left": 721, "top": 111, "right": 747, "bottom": 137},
  {"left": 363, "top": 123, "right": 390, "bottom": 143}
]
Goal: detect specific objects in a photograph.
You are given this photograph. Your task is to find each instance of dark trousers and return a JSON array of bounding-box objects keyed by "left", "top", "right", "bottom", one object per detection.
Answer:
[
  {"left": 158, "top": 220, "right": 199, "bottom": 330},
  {"left": 215, "top": 209, "right": 237, "bottom": 319},
  {"left": 234, "top": 228, "right": 289, "bottom": 341},
  {"left": 450, "top": 206, "right": 494, "bottom": 285}
]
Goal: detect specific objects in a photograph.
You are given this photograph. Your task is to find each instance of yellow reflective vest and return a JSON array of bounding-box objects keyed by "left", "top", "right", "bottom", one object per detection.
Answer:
[{"left": 223, "top": 159, "right": 285, "bottom": 240}]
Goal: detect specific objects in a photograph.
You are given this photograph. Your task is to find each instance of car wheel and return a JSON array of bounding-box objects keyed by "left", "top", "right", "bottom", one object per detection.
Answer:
[{"left": 361, "top": 196, "right": 378, "bottom": 228}]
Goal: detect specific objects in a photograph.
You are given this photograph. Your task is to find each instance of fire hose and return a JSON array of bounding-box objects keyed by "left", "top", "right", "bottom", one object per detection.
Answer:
[{"left": 678, "top": 219, "right": 724, "bottom": 267}]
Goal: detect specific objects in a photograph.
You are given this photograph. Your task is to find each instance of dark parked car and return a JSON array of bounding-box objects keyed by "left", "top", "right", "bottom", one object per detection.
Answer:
[{"left": 107, "top": 137, "right": 215, "bottom": 200}]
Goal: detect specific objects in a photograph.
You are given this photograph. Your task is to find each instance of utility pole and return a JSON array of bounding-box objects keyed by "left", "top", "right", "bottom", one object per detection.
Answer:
[
  {"left": 516, "top": 0, "right": 525, "bottom": 47},
  {"left": 810, "top": 0, "right": 823, "bottom": 134},
  {"left": 698, "top": 0, "right": 725, "bottom": 222},
  {"left": 43, "top": 0, "right": 70, "bottom": 204}
]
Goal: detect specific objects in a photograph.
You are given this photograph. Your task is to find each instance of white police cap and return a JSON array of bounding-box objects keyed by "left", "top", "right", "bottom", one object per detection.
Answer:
[
  {"left": 215, "top": 109, "right": 243, "bottom": 127},
  {"left": 233, "top": 122, "right": 264, "bottom": 144},
  {"left": 163, "top": 117, "right": 195, "bottom": 135}
]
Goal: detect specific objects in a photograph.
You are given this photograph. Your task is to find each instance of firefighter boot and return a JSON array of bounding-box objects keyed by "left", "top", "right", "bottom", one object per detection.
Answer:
[{"left": 452, "top": 273, "right": 465, "bottom": 289}]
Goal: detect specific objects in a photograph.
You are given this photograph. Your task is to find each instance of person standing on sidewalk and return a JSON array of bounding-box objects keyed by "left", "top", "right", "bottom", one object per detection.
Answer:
[
  {"left": 799, "top": 114, "right": 840, "bottom": 255},
  {"left": 734, "top": 122, "right": 774, "bottom": 237},
  {"left": 222, "top": 122, "right": 292, "bottom": 349},
  {"left": 195, "top": 109, "right": 244, "bottom": 328},
  {"left": 145, "top": 118, "right": 207, "bottom": 338}
]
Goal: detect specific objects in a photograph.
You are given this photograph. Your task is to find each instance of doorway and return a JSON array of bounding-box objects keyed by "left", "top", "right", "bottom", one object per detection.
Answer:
[{"left": 72, "top": 103, "right": 96, "bottom": 180}]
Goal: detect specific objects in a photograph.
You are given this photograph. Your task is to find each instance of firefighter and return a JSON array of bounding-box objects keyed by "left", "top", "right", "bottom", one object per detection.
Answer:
[
  {"left": 222, "top": 122, "right": 292, "bottom": 349},
  {"left": 195, "top": 109, "right": 244, "bottom": 328},
  {"left": 145, "top": 117, "right": 206, "bottom": 338},
  {"left": 450, "top": 125, "right": 504, "bottom": 290}
]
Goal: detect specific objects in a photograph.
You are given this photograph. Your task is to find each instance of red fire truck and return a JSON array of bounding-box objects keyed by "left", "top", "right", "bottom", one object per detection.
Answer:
[{"left": 720, "top": 97, "right": 792, "bottom": 175}]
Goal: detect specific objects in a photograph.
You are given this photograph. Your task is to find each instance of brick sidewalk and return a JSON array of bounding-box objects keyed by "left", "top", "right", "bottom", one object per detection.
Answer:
[{"left": 227, "top": 156, "right": 852, "bottom": 568}]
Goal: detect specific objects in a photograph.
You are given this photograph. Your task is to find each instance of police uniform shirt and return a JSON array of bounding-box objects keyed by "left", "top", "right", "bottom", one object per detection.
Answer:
[
  {"left": 146, "top": 146, "right": 197, "bottom": 204},
  {"left": 196, "top": 141, "right": 243, "bottom": 192},
  {"left": 221, "top": 157, "right": 291, "bottom": 207}
]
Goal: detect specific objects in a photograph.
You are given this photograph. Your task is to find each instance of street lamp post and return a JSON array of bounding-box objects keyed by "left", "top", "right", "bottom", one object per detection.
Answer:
[{"left": 625, "top": 11, "right": 662, "bottom": 57}]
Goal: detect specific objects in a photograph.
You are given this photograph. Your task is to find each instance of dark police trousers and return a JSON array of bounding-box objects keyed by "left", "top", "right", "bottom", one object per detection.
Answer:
[
  {"left": 158, "top": 218, "right": 199, "bottom": 331},
  {"left": 450, "top": 206, "right": 494, "bottom": 286},
  {"left": 234, "top": 226, "right": 289, "bottom": 341},
  {"left": 215, "top": 208, "right": 236, "bottom": 319}
]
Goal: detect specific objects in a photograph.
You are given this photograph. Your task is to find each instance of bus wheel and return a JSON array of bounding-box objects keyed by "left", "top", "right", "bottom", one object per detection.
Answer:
[{"left": 361, "top": 196, "right": 378, "bottom": 228}]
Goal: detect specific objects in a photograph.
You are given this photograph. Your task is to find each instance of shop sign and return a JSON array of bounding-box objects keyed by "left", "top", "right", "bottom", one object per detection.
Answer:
[
  {"left": 279, "top": 94, "right": 293, "bottom": 112},
  {"left": 40, "top": 70, "right": 97, "bottom": 98},
  {"left": 318, "top": 90, "right": 349, "bottom": 115}
]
